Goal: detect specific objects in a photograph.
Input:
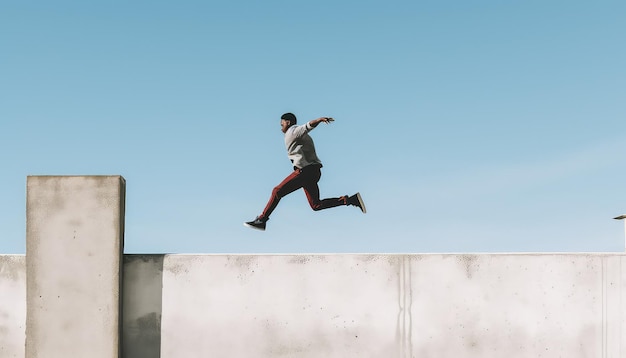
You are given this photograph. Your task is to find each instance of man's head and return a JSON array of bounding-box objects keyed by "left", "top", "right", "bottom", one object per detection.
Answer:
[{"left": 280, "top": 112, "right": 296, "bottom": 133}]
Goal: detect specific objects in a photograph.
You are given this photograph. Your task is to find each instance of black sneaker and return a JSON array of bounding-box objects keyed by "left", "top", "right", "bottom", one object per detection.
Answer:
[
  {"left": 347, "top": 192, "right": 366, "bottom": 213},
  {"left": 244, "top": 216, "right": 268, "bottom": 231}
]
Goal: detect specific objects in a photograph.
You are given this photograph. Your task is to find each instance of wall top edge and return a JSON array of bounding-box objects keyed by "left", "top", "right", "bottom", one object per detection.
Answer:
[
  {"left": 3, "top": 252, "right": 620, "bottom": 257},
  {"left": 26, "top": 175, "right": 126, "bottom": 186},
  {"left": 26, "top": 175, "right": 124, "bottom": 179},
  {"left": 122, "top": 252, "right": 626, "bottom": 257}
]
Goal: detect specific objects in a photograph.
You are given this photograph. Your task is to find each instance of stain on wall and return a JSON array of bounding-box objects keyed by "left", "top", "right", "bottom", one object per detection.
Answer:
[{"left": 122, "top": 255, "right": 164, "bottom": 358}]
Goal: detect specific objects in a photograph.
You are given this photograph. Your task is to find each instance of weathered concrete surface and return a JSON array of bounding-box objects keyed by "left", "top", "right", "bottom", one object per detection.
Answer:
[
  {"left": 154, "top": 254, "right": 625, "bottom": 358},
  {"left": 4, "top": 251, "right": 626, "bottom": 357},
  {"left": 410, "top": 254, "right": 625, "bottom": 357},
  {"left": 122, "top": 255, "right": 164, "bottom": 358},
  {"left": 160, "top": 254, "right": 401, "bottom": 357},
  {"left": 26, "top": 176, "right": 125, "bottom": 358},
  {"left": 0, "top": 255, "right": 26, "bottom": 358}
]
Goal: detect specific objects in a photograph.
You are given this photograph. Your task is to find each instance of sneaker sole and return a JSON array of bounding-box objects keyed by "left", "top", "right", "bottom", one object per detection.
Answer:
[
  {"left": 355, "top": 192, "right": 366, "bottom": 213},
  {"left": 243, "top": 222, "right": 265, "bottom": 231}
]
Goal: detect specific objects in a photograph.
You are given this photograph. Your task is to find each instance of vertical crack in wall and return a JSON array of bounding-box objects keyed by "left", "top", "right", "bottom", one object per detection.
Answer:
[
  {"left": 601, "top": 255, "right": 625, "bottom": 358},
  {"left": 602, "top": 257, "right": 607, "bottom": 358},
  {"left": 396, "top": 256, "right": 413, "bottom": 358},
  {"left": 408, "top": 256, "right": 413, "bottom": 357}
]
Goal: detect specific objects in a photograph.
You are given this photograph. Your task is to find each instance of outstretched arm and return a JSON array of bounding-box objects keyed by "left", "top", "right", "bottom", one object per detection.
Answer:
[{"left": 308, "top": 117, "right": 334, "bottom": 128}]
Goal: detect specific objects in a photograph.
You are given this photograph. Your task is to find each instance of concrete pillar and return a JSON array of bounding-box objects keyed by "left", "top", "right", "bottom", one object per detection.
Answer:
[{"left": 26, "top": 176, "right": 125, "bottom": 358}]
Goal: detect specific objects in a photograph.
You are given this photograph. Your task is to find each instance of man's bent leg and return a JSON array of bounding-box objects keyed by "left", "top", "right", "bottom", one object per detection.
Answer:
[{"left": 302, "top": 166, "right": 347, "bottom": 211}]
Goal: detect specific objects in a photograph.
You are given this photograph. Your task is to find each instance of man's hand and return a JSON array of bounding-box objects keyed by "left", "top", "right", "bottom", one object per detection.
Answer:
[{"left": 310, "top": 117, "right": 335, "bottom": 128}]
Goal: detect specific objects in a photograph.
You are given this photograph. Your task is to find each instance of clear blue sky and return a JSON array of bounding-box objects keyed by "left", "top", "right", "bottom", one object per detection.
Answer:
[{"left": 2, "top": 0, "right": 625, "bottom": 254}]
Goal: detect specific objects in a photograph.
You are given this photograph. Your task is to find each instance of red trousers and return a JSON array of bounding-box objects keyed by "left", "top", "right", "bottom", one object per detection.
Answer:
[{"left": 260, "top": 164, "right": 345, "bottom": 219}]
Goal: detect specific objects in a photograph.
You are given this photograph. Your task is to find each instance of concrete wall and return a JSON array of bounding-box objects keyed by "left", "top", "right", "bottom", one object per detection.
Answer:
[
  {"left": 122, "top": 253, "right": 625, "bottom": 358},
  {"left": 2, "top": 253, "right": 626, "bottom": 357},
  {"left": 0, "top": 255, "right": 26, "bottom": 358},
  {"left": 26, "top": 176, "right": 125, "bottom": 358}
]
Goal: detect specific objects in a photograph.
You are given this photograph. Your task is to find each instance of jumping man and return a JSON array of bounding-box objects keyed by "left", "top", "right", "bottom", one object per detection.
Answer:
[{"left": 244, "top": 112, "right": 366, "bottom": 231}]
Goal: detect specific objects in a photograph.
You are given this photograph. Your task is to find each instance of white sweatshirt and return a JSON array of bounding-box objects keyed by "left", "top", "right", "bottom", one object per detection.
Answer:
[{"left": 284, "top": 122, "right": 322, "bottom": 169}]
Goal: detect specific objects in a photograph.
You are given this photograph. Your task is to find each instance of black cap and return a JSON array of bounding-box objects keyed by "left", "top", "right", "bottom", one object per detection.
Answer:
[{"left": 281, "top": 113, "right": 297, "bottom": 124}]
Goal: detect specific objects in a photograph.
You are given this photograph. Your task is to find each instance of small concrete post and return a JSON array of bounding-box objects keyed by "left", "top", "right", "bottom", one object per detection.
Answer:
[{"left": 26, "top": 176, "right": 125, "bottom": 358}]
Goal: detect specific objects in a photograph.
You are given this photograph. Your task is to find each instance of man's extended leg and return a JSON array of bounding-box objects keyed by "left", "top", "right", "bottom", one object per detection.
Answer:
[
  {"left": 245, "top": 170, "right": 305, "bottom": 231},
  {"left": 260, "top": 169, "right": 306, "bottom": 219}
]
